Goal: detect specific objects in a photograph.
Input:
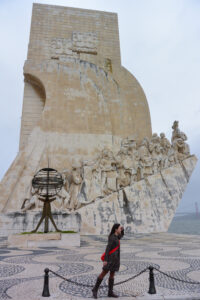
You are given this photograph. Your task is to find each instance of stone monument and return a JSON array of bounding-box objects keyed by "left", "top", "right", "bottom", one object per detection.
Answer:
[{"left": 0, "top": 3, "right": 197, "bottom": 236}]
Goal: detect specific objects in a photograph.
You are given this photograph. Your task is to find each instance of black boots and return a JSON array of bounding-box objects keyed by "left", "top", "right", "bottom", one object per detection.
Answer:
[
  {"left": 92, "top": 277, "right": 118, "bottom": 298},
  {"left": 92, "top": 277, "right": 103, "bottom": 299},
  {"left": 108, "top": 278, "right": 118, "bottom": 298}
]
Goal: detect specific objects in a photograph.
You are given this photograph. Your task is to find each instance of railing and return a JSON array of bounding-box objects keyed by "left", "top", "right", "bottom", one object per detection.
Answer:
[{"left": 42, "top": 266, "right": 200, "bottom": 297}]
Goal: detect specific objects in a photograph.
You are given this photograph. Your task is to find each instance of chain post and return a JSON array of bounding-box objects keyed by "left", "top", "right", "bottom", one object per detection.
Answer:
[
  {"left": 42, "top": 268, "right": 50, "bottom": 297},
  {"left": 148, "top": 266, "right": 156, "bottom": 294}
]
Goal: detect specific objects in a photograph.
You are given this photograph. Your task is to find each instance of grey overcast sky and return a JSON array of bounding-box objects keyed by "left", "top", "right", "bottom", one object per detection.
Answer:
[{"left": 0, "top": 0, "right": 199, "bottom": 212}]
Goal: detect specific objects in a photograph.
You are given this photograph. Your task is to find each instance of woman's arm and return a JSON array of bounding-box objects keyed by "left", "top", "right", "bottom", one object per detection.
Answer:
[
  {"left": 118, "top": 228, "right": 124, "bottom": 240},
  {"left": 104, "top": 235, "right": 114, "bottom": 261}
]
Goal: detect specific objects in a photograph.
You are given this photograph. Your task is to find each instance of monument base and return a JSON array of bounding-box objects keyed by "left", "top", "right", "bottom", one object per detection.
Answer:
[
  {"left": 8, "top": 232, "right": 80, "bottom": 248},
  {"left": 0, "top": 211, "right": 81, "bottom": 237}
]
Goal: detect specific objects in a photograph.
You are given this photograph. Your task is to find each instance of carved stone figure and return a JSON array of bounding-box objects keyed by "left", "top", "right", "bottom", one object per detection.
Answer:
[
  {"left": 99, "top": 149, "right": 116, "bottom": 171},
  {"left": 151, "top": 133, "right": 161, "bottom": 146},
  {"left": 98, "top": 149, "right": 117, "bottom": 195},
  {"left": 127, "top": 137, "right": 140, "bottom": 183},
  {"left": 160, "top": 133, "right": 171, "bottom": 150},
  {"left": 21, "top": 194, "right": 42, "bottom": 212},
  {"left": 21, "top": 196, "right": 35, "bottom": 212},
  {"left": 171, "top": 121, "right": 190, "bottom": 160},
  {"left": 116, "top": 167, "right": 131, "bottom": 189},
  {"left": 115, "top": 147, "right": 128, "bottom": 165},
  {"left": 138, "top": 138, "right": 153, "bottom": 179},
  {"left": 49, "top": 173, "right": 70, "bottom": 212},
  {"left": 55, "top": 189, "right": 70, "bottom": 212},
  {"left": 171, "top": 121, "right": 186, "bottom": 143},
  {"left": 167, "top": 147, "right": 178, "bottom": 167},
  {"left": 160, "top": 133, "right": 174, "bottom": 168},
  {"left": 21, "top": 186, "right": 43, "bottom": 212},
  {"left": 116, "top": 137, "right": 139, "bottom": 186},
  {"left": 120, "top": 136, "right": 137, "bottom": 156},
  {"left": 78, "top": 160, "right": 102, "bottom": 204},
  {"left": 68, "top": 165, "right": 83, "bottom": 210},
  {"left": 151, "top": 144, "right": 163, "bottom": 173}
]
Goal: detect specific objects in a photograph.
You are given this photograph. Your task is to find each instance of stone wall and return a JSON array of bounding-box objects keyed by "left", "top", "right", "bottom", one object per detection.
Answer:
[{"left": 19, "top": 3, "right": 152, "bottom": 152}]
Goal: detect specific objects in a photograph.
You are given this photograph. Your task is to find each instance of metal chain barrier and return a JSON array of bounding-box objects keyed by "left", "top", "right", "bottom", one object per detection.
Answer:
[
  {"left": 42, "top": 267, "right": 149, "bottom": 297},
  {"left": 49, "top": 267, "right": 149, "bottom": 288},
  {"left": 113, "top": 267, "right": 149, "bottom": 286},
  {"left": 49, "top": 269, "right": 98, "bottom": 288},
  {"left": 154, "top": 267, "right": 200, "bottom": 285},
  {"left": 42, "top": 265, "right": 200, "bottom": 297}
]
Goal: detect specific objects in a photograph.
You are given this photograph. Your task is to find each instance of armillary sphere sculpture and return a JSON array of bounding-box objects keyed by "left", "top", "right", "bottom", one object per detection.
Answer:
[{"left": 31, "top": 168, "right": 63, "bottom": 233}]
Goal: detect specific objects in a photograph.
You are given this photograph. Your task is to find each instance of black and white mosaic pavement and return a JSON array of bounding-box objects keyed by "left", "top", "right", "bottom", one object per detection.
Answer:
[
  {"left": 0, "top": 264, "right": 25, "bottom": 277},
  {"left": 1, "top": 233, "right": 200, "bottom": 299}
]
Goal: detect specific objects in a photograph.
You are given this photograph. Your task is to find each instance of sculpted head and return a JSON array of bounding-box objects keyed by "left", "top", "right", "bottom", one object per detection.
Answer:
[
  {"left": 151, "top": 133, "right": 160, "bottom": 144},
  {"left": 140, "top": 137, "right": 149, "bottom": 147},
  {"left": 160, "top": 132, "right": 165, "bottom": 139},
  {"left": 102, "top": 148, "right": 113, "bottom": 159},
  {"left": 172, "top": 120, "right": 179, "bottom": 130}
]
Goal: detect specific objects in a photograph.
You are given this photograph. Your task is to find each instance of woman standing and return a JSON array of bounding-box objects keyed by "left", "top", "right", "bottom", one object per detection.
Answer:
[{"left": 92, "top": 223, "right": 124, "bottom": 298}]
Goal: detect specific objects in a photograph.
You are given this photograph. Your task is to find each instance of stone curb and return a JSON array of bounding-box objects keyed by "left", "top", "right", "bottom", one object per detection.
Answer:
[
  {"left": 135, "top": 297, "right": 200, "bottom": 300},
  {"left": 135, "top": 292, "right": 200, "bottom": 299},
  {"left": 43, "top": 292, "right": 200, "bottom": 299},
  {"left": 99, "top": 296, "right": 200, "bottom": 300}
]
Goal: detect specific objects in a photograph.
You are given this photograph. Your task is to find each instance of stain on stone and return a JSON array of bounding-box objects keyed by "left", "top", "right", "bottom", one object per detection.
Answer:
[
  {"left": 93, "top": 210, "right": 96, "bottom": 227},
  {"left": 122, "top": 190, "right": 133, "bottom": 224},
  {"left": 79, "top": 181, "right": 88, "bottom": 203},
  {"left": 160, "top": 172, "right": 173, "bottom": 198}
]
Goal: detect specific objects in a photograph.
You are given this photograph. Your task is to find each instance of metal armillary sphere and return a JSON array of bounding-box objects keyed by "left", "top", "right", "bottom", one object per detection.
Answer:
[{"left": 32, "top": 168, "right": 63, "bottom": 233}]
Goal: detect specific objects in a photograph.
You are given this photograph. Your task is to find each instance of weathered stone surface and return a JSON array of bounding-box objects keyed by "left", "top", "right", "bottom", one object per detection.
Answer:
[
  {"left": 78, "top": 156, "right": 197, "bottom": 235},
  {"left": 161, "top": 164, "right": 187, "bottom": 202},
  {"left": 181, "top": 155, "right": 197, "bottom": 179},
  {"left": 78, "top": 193, "right": 120, "bottom": 235}
]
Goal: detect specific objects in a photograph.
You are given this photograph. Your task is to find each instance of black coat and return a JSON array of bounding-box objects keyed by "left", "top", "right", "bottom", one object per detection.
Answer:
[{"left": 103, "top": 230, "right": 124, "bottom": 272}]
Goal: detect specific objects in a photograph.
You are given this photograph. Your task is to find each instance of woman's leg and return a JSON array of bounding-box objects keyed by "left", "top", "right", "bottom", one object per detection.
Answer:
[
  {"left": 99, "top": 269, "right": 109, "bottom": 279},
  {"left": 92, "top": 269, "right": 109, "bottom": 299},
  {"left": 108, "top": 271, "right": 118, "bottom": 298},
  {"left": 109, "top": 271, "right": 115, "bottom": 279}
]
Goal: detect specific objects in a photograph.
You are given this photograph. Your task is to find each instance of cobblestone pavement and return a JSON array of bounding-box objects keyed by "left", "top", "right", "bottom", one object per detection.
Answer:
[{"left": 0, "top": 233, "right": 200, "bottom": 299}]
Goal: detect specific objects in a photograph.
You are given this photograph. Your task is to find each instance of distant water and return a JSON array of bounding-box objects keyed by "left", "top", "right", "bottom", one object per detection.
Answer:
[{"left": 168, "top": 213, "right": 200, "bottom": 235}]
